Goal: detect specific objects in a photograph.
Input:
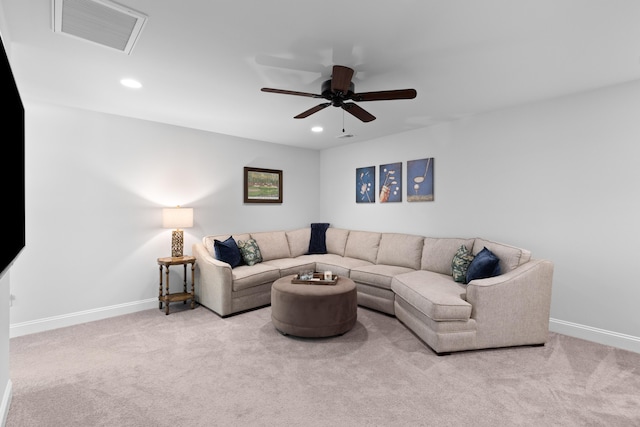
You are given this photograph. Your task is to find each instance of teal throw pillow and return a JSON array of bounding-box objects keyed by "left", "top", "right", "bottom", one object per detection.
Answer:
[
  {"left": 452, "top": 245, "right": 474, "bottom": 284},
  {"left": 237, "top": 238, "right": 263, "bottom": 266}
]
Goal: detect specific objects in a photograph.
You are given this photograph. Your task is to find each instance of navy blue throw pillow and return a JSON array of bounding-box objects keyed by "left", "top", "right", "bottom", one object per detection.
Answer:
[
  {"left": 214, "top": 236, "right": 242, "bottom": 268},
  {"left": 465, "top": 247, "right": 501, "bottom": 284},
  {"left": 307, "top": 223, "right": 330, "bottom": 254}
]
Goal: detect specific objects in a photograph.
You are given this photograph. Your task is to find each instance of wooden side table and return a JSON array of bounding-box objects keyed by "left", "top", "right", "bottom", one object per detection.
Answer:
[{"left": 157, "top": 255, "right": 196, "bottom": 315}]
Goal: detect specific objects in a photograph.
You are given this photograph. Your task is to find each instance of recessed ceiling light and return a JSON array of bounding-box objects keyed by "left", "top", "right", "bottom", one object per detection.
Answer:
[
  {"left": 311, "top": 126, "right": 323, "bottom": 133},
  {"left": 120, "top": 78, "right": 142, "bottom": 89}
]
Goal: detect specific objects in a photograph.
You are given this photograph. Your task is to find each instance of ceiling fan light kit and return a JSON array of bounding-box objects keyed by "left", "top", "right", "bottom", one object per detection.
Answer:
[{"left": 261, "top": 65, "right": 417, "bottom": 123}]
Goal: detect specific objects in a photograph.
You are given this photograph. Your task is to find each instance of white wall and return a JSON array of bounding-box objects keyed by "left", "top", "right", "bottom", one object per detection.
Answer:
[
  {"left": 9, "top": 80, "right": 640, "bottom": 353},
  {"left": 9, "top": 103, "right": 320, "bottom": 334},
  {"left": 320, "top": 79, "right": 640, "bottom": 352}
]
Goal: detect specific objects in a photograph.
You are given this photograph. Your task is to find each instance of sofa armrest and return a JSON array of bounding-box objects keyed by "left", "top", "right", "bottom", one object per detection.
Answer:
[
  {"left": 193, "top": 242, "right": 234, "bottom": 316},
  {"left": 465, "top": 258, "right": 554, "bottom": 349}
]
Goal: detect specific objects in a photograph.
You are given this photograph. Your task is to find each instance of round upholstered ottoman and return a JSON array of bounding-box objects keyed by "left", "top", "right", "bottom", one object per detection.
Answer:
[{"left": 271, "top": 274, "right": 357, "bottom": 338}]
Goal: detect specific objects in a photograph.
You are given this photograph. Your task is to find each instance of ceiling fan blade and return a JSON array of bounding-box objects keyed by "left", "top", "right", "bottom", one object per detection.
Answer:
[
  {"left": 352, "top": 89, "right": 417, "bottom": 102},
  {"left": 331, "top": 65, "right": 354, "bottom": 94},
  {"left": 261, "top": 88, "right": 322, "bottom": 98},
  {"left": 294, "top": 103, "right": 331, "bottom": 119},
  {"left": 342, "top": 103, "right": 376, "bottom": 122}
]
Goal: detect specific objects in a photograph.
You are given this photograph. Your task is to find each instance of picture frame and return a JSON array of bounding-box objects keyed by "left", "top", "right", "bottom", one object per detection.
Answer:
[
  {"left": 356, "top": 166, "right": 375, "bottom": 203},
  {"left": 379, "top": 162, "right": 402, "bottom": 203},
  {"left": 243, "top": 167, "right": 283, "bottom": 203},
  {"left": 407, "top": 158, "right": 434, "bottom": 202}
]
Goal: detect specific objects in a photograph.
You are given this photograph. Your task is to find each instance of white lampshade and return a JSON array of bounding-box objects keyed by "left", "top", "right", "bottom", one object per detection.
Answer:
[{"left": 162, "top": 207, "right": 193, "bottom": 229}]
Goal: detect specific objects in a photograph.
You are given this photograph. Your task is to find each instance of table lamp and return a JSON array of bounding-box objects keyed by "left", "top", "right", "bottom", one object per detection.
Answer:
[{"left": 162, "top": 206, "right": 193, "bottom": 257}]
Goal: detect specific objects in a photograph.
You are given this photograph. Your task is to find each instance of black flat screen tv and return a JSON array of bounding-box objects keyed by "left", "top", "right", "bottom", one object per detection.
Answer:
[{"left": 0, "top": 35, "right": 26, "bottom": 277}]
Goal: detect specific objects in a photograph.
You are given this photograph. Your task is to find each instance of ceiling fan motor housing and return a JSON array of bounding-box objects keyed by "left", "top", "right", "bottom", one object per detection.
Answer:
[{"left": 321, "top": 79, "right": 355, "bottom": 107}]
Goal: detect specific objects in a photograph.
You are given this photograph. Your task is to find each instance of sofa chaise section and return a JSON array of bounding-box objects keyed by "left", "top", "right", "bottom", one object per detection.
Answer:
[{"left": 391, "top": 238, "right": 553, "bottom": 354}]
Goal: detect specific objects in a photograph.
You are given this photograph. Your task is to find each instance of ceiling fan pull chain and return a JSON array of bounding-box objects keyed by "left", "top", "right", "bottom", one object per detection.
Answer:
[{"left": 342, "top": 109, "right": 345, "bottom": 133}]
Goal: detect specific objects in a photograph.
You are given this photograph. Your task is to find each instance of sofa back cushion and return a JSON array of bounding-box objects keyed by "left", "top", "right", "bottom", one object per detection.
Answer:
[
  {"left": 421, "top": 237, "right": 476, "bottom": 275},
  {"left": 472, "top": 238, "right": 531, "bottom": 273},
  {"left": 326, "top": 228, "right": 349, "bottom": 256},
  {"left": 203, "top": 233, "right": 251, "bottom": 258},
  {"left": 344, "top": 230, "right": 381, "bottom": 263},
  {"left": 376, "top": 233, "right": 424, "bottom": 269},
  {"left": 250, "top": 231, "right": 291, "bottom": 261},
  {"left": 286, "top": 228, "right": 311, "bottom": 258}
]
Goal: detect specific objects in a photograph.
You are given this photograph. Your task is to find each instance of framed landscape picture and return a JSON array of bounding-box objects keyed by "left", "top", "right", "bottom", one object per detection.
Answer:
[
  {"left": 407, "top": 158, "right": 434, "bottom": 202},
  {"left": 243, "top": 167, "right": 283, "bottom": 203},
  {"left": 356, "top": 166, "right": 375, "bottom": 203}
]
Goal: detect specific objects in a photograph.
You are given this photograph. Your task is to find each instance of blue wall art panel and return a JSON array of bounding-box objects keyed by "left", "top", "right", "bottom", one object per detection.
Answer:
[
  {"left": 407, "top": 157, "right": 434, "bottom": 202},
  {"left": 379, "top": 162, "right": 402, "bottom": 203},
  {"left": 356, "top": 166, "right": 375, "bottom": 203}
]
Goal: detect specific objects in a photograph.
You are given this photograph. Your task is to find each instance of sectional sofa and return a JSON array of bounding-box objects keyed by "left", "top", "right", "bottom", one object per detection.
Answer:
[{"left": 191, "top": 226, "right": 554, "bottom": 354}]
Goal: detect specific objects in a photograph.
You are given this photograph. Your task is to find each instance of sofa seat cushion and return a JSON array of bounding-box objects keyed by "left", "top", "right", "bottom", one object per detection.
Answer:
[
  {"left": 262, "top": 258, "right": 316, "bottom": 278},
  {"left": 350, "top": 264, "right": 416, "bottom": 290},
  {"left": 391, "top": 270, "right": 471, "bottom": 321},
  {"left": 231, "top": 263, "right": 281, "bottom": 292},
  {"left": 395, "top": 297, "right": 477, "bottom": 333}
]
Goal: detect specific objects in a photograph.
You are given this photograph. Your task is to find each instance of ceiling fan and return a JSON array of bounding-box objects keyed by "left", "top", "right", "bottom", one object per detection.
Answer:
[{"left": 261, "top": 65, "right": 417, "bottom": 123}]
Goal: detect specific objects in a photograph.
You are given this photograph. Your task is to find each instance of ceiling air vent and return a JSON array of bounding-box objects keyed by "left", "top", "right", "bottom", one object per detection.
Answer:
[{"left": 52, "top": 0, "right": 147, "bottom": 54}]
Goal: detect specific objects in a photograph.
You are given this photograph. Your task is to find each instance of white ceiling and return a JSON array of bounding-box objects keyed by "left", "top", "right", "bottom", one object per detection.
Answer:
[{"left": 2, "top": 0, "right": 640, "bottom": 150}]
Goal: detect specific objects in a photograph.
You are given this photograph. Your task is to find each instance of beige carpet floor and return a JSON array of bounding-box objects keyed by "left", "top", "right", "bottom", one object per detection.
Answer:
[{"left": 6, "top": 304, "right": 640, "bottom": 426}]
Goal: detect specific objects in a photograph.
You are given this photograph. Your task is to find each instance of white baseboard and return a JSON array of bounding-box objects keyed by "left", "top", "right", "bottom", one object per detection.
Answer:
[
  {"left": 9, "top": 298, "right": 158, "bottom": 338},
  {"left": 550, "top": 318, "right": 640, "bottom": 354},
  {"left": 0, "top": 379, "right": 11, "bottom": 427},
  {"left": 9, "top": 305, "right": 640, "bottom": 354}
]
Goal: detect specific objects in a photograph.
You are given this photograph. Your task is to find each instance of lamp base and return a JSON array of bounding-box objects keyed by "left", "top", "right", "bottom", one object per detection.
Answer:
[{"left": 171, "top": 229, "right": 184, "bottom": 257}]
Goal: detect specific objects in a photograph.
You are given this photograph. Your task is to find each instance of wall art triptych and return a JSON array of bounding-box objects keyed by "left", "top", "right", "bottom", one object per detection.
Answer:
[{"left": 356, "top": 158, "right": 434, "bottom": 204}]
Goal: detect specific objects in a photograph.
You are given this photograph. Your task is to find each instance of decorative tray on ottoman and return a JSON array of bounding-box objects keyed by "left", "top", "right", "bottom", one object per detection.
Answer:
[{"left": 291, "top": 273, "right": 338, "bottom": 285}]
